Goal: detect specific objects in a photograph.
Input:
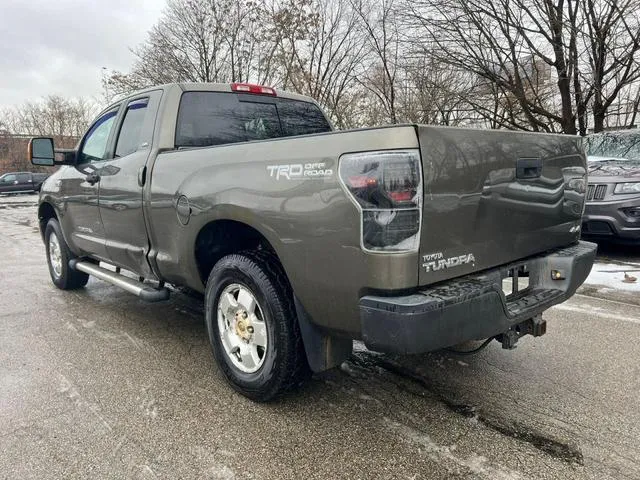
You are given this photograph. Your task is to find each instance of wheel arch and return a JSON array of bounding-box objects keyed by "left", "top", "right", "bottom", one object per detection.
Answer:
[
  {"left": 37, "top": 202, "right": 58, "bottom": 240},
  {"left": 193, "top": 217, "right": 353, "bottom": 373},
  {"left": 194, "top": 218, "right": 287, "bottom": 286}
]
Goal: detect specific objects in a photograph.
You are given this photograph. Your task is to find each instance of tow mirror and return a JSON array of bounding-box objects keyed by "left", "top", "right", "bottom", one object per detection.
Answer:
[
  {"left": 29, "top": 137, "right": 76, "bottom": 166},
  {"left": 29, "top": 137, "right": 55, "bottom": 166}
]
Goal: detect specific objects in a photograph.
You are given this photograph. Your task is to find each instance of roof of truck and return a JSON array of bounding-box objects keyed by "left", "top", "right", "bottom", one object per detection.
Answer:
[{"left": 122, "top": 82, "right": 318, "bottom": 105}]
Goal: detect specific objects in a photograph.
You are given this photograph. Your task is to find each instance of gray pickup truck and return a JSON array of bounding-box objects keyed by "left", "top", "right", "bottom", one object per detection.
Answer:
[{"left": 29, "top": 82, "right": 596, "bottom": 401}]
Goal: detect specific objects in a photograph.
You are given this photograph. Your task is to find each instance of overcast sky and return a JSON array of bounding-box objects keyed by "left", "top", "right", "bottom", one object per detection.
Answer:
[{"left": 0, "top": 0, "right": 166, "bottom": 109}]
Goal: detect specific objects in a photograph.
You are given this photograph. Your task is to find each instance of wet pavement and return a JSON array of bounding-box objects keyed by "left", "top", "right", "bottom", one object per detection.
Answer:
[{"left": 1, "top": 195, "right": 639, "bottom": 479}]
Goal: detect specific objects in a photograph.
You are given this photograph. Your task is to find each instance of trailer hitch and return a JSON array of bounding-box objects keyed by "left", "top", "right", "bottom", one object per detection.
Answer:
[{"left": 496, "top": 314, "right": 547, "bottom": 350}]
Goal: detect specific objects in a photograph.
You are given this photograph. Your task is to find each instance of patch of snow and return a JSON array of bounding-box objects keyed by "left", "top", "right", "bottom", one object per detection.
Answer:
[
  {"left": 383, "top": 417, "right": 524, "bottom": 480},
  {"left": 584, "top": 262, "right": 640, "bottom": 292}
]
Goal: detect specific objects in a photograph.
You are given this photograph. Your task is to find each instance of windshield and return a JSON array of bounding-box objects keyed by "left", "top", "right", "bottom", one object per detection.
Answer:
[{"left": 585, "top": 131, "right": 640, "bottom": 166}]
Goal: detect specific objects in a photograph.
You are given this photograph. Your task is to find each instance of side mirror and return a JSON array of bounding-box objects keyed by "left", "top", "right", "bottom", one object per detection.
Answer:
[
  {"left": 29, "top": 137, "right": 55, "bottom": 166},
  {"left": 28, "top": 138, "right": 77, "bottom": 166}
]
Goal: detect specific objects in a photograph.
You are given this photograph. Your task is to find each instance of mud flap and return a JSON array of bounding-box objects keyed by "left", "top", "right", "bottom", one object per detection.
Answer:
[{"left": 294, "top": 296, "right": 352, "bottom": 373}]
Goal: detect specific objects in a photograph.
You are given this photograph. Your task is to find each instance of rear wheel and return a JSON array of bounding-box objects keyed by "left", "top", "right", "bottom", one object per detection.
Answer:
[
  {"left": 205, "top": 250, "right": 309, "bottom": 402},
  {"left": 44, "top": 219, "right": 89, "bottom": 290}
]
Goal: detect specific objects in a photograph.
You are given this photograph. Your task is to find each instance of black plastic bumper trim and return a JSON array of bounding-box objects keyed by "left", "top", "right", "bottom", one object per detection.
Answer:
[{"left": 359, "top": 241, "right": 597, "bottom": 354}]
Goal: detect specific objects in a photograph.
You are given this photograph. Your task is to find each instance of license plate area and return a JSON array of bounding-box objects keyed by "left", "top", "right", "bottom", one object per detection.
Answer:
[{"left": 502, "top": 265, "right": 530, "bottom": 299}]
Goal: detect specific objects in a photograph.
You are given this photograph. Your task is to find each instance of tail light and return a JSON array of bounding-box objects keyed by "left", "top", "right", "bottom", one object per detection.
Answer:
[{"left": 339, "top": 149, "right": 422, "bottom": 252}]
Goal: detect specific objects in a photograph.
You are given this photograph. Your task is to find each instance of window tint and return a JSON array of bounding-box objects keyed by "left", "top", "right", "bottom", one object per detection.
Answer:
[
  {"left": 175, "top": 92, "right": 331, "bottom": 148},
  {"left": 116, "top": 98, "right": 149, "bottom": 157},
  {"left": 2, "top": 174, "right": 16, "bottom": 182},
  {"left": 79, "top": 109, "right": 118, "bottom": 163},
  {"left": 16, "top": 173, "right": 30, "bottom": 183},
  {"left": 277, "top": 99, "right": 331, "bottom": 136}
]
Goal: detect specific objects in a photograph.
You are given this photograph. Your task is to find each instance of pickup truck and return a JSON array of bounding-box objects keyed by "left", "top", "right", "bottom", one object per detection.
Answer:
[
  {"left": 29, "top": 82, "right": 596, "bottom": 401},
  {"left": 0, "top": 171, "right": 49, "bottom": 194}
]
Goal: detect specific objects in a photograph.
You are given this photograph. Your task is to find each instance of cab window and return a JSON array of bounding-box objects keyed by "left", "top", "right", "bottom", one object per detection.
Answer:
[
  {"left": 175, "top": 92, "right": 331, "bottom": 148},
  {"left": 115, "top": 98, "right": 149, "bottom": 157},
  {"left": 78, "top": 108, "right": 119, "bottom": 163}
]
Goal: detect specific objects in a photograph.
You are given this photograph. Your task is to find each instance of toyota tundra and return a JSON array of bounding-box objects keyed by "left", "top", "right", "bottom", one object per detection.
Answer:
[{"left": 29, "top": 82, "right": 596, "bottom": 401}]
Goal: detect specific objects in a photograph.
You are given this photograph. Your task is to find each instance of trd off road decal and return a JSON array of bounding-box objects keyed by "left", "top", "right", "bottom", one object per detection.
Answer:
[
  {"left": 267, "top": 163, "right": 333, "bottom": 180},
  {"left": 422, "top": 252, "right": 476, "bottom": 273}
]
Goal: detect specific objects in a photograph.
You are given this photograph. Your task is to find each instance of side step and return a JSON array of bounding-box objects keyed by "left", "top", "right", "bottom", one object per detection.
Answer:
[{"left": 69, "top": 259, "right": 170, "bottom": 302}]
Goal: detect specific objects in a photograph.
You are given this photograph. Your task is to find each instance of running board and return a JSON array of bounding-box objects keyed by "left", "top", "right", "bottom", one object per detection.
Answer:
[{"left": 69, "top": 259, "right": 170, "bottom": 302}]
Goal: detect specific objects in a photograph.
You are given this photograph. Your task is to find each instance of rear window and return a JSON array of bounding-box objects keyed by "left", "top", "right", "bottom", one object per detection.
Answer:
[{"left": 175, "top": 91, "right": 331, "bottom": 148}]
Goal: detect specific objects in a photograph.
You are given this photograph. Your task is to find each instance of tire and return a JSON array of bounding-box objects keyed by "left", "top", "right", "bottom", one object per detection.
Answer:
[
  {"left": 44, "top": 218, "right": 89, "bottom": 290},
  {"left": 205, "top": 250, "right": 309, "bottom": 402}
]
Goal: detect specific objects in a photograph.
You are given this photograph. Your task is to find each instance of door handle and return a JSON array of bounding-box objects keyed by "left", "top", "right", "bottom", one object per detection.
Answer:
[
  {"left": 85, "top": 173, "right": 101, "bottom": 185},
  {"left": 137, "top": 166, "right": 147, "bottom": 187},
  {"left": 516, "top": 157, "right": 542, "bottom": 179}
]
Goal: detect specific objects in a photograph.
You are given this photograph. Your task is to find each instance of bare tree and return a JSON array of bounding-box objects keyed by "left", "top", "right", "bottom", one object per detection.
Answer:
[
  {"left": 270, "top": 0, "right": 366, "bottom": 128},
  {"left": 106, "top": 0, "right": 279, "bottom": 97},
  {"left": 351, "top": 0, "right": 401, "bottom": 124},
  {"left": 624, "top": 84, "right": 640, "bottom": 129},
  {"left": 402, "top": 0, "right": 580, "bottom": 133},
  {"left": 0, "top": 96, "right": 97, "bottom": 171},
  {"left": 580, "top": 0, "right": 640, "bottom": 132},
  {"left": 402, "top": 0, "right": 640, "bottom": 135},
  {"left": 1, "top": 96, "right": 97, "bottom": 139},
  {"left": 101, "top": 0, "right": 640, "bottom": 133},
  {"left": 399, "top": 57, "right": 480, "bottom": 126}
]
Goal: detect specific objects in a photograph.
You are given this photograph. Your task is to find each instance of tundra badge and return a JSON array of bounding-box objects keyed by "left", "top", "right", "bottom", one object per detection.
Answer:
[{"left": 422, "top": 252, "right": 476, "bottom": 273}]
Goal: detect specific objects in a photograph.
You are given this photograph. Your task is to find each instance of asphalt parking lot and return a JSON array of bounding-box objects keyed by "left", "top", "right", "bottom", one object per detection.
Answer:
[{"left": 1, "top": 194, "right": 639, "bottom": 479}]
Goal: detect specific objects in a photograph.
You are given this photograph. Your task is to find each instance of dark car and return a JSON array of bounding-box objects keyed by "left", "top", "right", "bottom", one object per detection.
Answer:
[
  {"left": 582, "top": 131, "right": 640, "bottom": 243},
  {"left": 0, "top": 171, "right": 49, "bottom": 194}
]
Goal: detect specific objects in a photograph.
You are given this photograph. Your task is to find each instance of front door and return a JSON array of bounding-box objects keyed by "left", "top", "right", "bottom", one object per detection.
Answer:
[
  {"left": 58, "top": 106, "right": 119, "bottom": 259},
  {"left": 0, "top": 173, "right": 19, "bottom": 193},
  {"left": 98, "top": 91, "right": 162, "bottom": 278}
]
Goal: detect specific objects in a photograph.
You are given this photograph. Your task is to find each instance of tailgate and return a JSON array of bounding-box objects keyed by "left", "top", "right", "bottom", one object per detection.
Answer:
[{"left": 417, "top": 126, "right": 586, "bottom": 286}]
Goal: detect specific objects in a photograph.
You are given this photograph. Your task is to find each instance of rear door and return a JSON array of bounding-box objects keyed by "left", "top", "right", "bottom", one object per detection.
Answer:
[
  {"left": 98, "top": 91, "right": 162, "bottom": 278},
  {"left": 417, "top": 126, "right": 586, "bottom": 285},
  {"left": 15, "top": 173, "right": 32, "bottom": 192}
]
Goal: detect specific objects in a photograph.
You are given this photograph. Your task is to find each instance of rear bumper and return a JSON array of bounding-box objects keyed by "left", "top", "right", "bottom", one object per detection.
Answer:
[
  {"left": 582, "top": 197, "right": 640, "bottom": 241},
  {"left": 359, "top": 241, "right": 597, "bottom": 354}
]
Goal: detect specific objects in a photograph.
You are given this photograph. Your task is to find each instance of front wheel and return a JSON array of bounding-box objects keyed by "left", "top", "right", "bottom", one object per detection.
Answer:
[
  {"left": 44, "top": 219, "right": 89, "bottom": 290},
  {"left": 205, "top": 251, "right": 309, "bottom": 402}
]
